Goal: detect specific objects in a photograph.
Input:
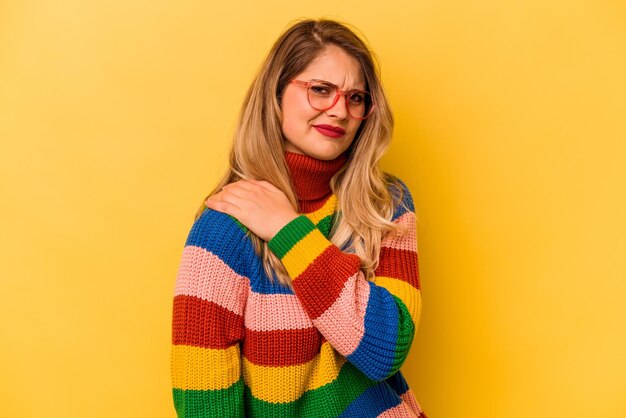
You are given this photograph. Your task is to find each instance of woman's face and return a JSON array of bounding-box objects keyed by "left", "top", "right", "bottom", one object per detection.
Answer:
[{"left": 280, "top": 45, "right": 365, "bottom": 160}]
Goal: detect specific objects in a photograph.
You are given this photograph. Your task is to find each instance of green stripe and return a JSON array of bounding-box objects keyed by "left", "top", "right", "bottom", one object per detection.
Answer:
[
  {"left": 244, "top": 361, "right": 376, "bottom": 417},
  {"left": 231, "top": 216, "right": 249, "bottom": 234},
  {"left": 391, "top": 295, "right": 416, "bottom": 373},
  {"left": 267, "top": 215, "right": 316, "bottom": 259},
  {"left": 172, "top": 362, "right": 377, "bottom": 417},
  {"left": 173, "top": 379, "right": 245, "bottom": 417},
  {"left": 317, "top": 214, "right": 334, "bottom": 238}
]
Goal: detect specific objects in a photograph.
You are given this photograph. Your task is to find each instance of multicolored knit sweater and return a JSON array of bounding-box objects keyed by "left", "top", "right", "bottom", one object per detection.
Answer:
[{"left": 171, "top": 151, "right": 426, "bottom": 417}]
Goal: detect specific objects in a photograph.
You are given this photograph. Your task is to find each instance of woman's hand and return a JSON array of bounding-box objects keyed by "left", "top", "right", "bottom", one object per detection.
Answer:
[{"left": 205, "top": 180, "right": 299, "bottom": 242}]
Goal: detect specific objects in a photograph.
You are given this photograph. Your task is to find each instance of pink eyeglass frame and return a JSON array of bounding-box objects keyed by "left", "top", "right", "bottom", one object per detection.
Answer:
[{"left": 290, "top": 79, "right": 376, "bottom": 120}]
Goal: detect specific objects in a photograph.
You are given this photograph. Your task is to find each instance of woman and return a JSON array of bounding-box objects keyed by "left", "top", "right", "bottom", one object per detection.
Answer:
[{"left": 171, "top": 18, "right": 427, "bottom": 417}]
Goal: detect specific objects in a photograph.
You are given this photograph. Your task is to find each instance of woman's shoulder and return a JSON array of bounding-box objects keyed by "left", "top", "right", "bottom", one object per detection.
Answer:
[
  {"left": 184, "top": 207, "right": 255, "bottom": 272},
  {"left": 383, "top": 173, "right": 416, "bottom": 220}
]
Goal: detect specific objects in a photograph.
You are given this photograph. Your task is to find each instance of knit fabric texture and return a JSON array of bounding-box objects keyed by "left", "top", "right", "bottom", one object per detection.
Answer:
[{"left": 171, "top": 151, "right": 426, "bottom": 417}]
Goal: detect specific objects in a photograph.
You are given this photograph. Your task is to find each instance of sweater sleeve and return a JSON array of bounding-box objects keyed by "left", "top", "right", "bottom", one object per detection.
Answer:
[
  {"left": 171, "top": 208, "right": 250, "bottom": 417},
  {"left": 267, "top": 177, "right": 422, "bottom": 382}
]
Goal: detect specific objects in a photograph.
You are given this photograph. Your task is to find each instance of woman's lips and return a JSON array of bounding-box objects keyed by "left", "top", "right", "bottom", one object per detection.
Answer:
[{"left": 313, "top": 125, "right": 346, "bottom": 138}]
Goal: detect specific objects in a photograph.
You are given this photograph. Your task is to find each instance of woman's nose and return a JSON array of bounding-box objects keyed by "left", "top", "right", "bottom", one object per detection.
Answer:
[{"left": 325, "top": 95, "right": 349, "bottom": 119}]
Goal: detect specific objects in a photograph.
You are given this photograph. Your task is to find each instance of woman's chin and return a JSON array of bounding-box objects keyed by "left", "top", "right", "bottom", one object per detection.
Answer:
[{"left": 303, "top": 143, "right": 349, "bottom": 161}]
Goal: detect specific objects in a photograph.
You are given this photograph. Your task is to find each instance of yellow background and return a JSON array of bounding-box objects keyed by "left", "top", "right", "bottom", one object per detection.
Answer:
[{"left": 1, "top": 0, "right": 625, "bottom": 417}]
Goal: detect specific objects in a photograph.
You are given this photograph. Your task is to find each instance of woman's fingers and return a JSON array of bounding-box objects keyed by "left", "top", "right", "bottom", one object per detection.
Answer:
[
  {"left": 222, "top": 180, "right": 283, "bottom": 202},
  {"left": 205, "top": 192, "right": 244, "bottom": 217},
  {"left": 205, "top": 179, "right": 297, "bottom": 242},
  {"left": 206, "top": 199, "right": 237, "bottom": 215},
  {"left": 248, "top": 179, "right": 280, "bottom": 193},
  {"left": 221, "top": 184, "right": 254, "bottom": 200}
]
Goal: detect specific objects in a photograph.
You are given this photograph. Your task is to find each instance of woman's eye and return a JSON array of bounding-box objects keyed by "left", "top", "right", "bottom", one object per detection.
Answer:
[
  {"left": 349, "top": 93, "right": 365, "bottom": 105},
  {"left": 310, "top": 85, "right": 332, "bottom": 96}
]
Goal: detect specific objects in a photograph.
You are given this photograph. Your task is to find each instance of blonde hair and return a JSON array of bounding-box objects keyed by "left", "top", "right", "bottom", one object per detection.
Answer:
[{"left": 196, "top": 18, "right": 410, "bottom": 288}]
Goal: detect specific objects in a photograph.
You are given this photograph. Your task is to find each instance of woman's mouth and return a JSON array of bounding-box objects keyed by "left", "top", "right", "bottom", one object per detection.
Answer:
[{"left": 313, "top": 125, "right": 346, "bottom": 138}]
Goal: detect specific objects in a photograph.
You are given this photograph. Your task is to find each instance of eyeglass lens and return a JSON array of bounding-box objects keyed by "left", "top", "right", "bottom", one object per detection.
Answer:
[{"left": 308, "top": 82, "right": 372, "bottom": 119}]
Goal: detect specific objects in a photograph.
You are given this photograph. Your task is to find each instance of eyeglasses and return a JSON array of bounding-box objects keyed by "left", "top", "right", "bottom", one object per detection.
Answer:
[{"left": 290, "top": 79, "right": 375, "bottom": 120}]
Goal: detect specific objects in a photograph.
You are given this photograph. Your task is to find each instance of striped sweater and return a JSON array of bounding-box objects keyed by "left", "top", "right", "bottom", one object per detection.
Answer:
[{"left": 171, "top": 152, "right": 426, "bottom": 417}]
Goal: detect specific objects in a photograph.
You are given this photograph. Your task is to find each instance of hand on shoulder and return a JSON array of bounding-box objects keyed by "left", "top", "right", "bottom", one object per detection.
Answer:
[{"left": 205, "top": 179, "right": 299, "bottom": 242}]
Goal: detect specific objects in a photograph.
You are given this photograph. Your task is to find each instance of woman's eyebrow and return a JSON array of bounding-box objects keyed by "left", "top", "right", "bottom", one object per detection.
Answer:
[{"left": 309, "top": 78, "right": 366, "bottom": 90}]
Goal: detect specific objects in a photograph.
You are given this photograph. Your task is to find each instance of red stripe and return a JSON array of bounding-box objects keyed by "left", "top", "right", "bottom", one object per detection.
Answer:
[
  {"left": 374, "top": 247, "right": 421, "bottom": 290},
  {"left": 293, "top": 246, "right": 361, "bottom": 320},
  {"left": 243, "top": 327, "right": 321, "bottom": 366},
  {"left": 299, "top": 199, "right": 328, "bottom": 213},
  {"left": 172, "top": 294, "right": 243, "bottom": 348}
]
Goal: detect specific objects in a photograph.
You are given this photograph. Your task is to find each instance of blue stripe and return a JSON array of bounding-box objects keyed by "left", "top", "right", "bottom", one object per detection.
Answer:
[
  {"left": 240, "top": 241, "right": 294, "bottom": 295},
  {"left": 387, "top": 175, "right": 415, "bottom": 221},
  {"left": 185, "top": 209, "right": 294, "bottom": 295},
  {"left": 385, "top": 371, "right": 410, "bottom": 396},
  {"left": 185, "top": 209, "right": 251, "bottom": 277},
  {"left": 339, "top": 381, "right": 402, "bottom": 417},
  {"left": 245, "top": 258, "right": 294, "bottom": 294},
  {"left": 347, "top": 282, "right": 399, "bottom": 381}
]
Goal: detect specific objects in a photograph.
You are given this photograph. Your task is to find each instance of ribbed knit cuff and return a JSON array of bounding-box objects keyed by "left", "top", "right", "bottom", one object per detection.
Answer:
[{"left": 268, "top": 215, "right": 317, "bottom": 259}]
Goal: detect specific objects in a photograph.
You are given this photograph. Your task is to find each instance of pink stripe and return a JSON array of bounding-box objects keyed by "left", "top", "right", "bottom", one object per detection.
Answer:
[
  {"left": 400, "top": 390, "right": 423, "bottom": 414},
  {"left": 174, "top": 245, "right": 249, "bottom": 315},
  {"left": 382, "top": 212, "right": 417, "bottom": 251},
  {"left": 313, "top": 272, "right": 370, "bottom": 356},
  {"left": 245, "top": 291, "right": 314, "bottom": 331},
  {"left": 378, "top": 401, "right": 420, "bottom": 417}
]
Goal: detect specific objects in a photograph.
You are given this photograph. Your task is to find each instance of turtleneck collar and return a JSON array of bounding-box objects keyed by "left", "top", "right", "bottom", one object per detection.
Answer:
[{"left": 285, "top": 151, "right": 347, "bottom": 213}]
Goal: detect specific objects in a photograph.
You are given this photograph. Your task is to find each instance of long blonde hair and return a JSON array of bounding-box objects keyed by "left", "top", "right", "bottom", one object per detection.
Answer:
[{"left": 196, "top": 18, "right": 409, "bottom": 287}]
